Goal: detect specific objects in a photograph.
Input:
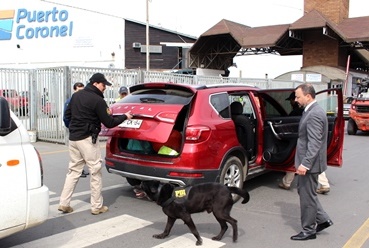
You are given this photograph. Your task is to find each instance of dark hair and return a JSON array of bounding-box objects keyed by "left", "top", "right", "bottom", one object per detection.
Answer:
[
  {"left": 296, "top": 83, "right": 316, "bottom": 99},
  {"left": 73, "top": 82, "right": 84, "bottom": 90}
]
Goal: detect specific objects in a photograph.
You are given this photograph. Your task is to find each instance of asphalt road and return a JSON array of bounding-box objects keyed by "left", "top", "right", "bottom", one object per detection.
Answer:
[{"left": 1, "top": 130, "right": 369, "bottom": 248}]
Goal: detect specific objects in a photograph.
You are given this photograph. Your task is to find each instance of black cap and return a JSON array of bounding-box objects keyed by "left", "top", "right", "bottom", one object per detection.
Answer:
[
  {"left": 119, "top": 86, "right": 128, "bottom": 94},
  {"left": 89, "top": 73, "right": 112, "bottom": 86},
  {"left": 285, "top": 92, "right": 295, "bottom": 101}
]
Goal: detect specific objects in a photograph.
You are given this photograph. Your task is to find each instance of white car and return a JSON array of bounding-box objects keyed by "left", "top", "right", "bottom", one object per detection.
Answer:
[{"left": 0, "top": 97, "right": 49, "bottom": 239}]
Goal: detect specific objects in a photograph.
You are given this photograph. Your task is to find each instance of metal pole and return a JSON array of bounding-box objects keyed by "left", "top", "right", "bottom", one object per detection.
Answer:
[
  {"left": 344, "top": 55, "right": 350, "bottom": 96},
  {"left": 146, "top": 0, "right": 150, "bottom": 71}
]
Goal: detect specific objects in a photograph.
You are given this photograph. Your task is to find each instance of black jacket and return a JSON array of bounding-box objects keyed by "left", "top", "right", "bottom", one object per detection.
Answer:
[{"left": 65, "top": 83, "right": 127, "bottom": 141}]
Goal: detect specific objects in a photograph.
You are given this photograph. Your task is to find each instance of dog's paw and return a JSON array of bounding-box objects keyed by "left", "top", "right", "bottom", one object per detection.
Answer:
[
  {"left": 196, "top": 239, "right": 203, "bottom": 246},
  {"left": 211, "top": 236, "right": 222, "bottom": 241},
  {"left": 153, "top": 233, "right": 167, "bottom": 239}
]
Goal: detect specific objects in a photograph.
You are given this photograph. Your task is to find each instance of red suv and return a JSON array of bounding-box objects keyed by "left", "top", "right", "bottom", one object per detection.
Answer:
[
  {"left": 0, "top": 89, "right": 28, "bottom": 116},
  {"left": 102, "top": 83, "right": 344, "bottom": 193}
]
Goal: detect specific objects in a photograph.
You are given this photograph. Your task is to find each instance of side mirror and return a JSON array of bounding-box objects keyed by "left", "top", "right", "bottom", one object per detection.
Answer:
[{"left": 0, "top": 97, "right": 11, "bottom": 135}]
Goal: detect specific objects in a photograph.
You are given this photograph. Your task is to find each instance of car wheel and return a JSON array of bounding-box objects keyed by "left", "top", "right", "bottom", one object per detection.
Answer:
[
  {"left": 126, "top": 177, "right": 142, "bottom": 186},
  {"left": 219, "top": 156, "right": 245, "bottom": 202},
  {"left": 347, "top": 119, "right": 357, "bottom": 135}
]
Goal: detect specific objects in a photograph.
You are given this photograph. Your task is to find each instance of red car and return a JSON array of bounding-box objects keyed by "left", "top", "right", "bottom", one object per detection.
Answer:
[
  {"left": 0, "top": 89, "right": 21, "bottom": 112},
  {"left": 102, "top": 83, "right": 344, "bottom": 195}
]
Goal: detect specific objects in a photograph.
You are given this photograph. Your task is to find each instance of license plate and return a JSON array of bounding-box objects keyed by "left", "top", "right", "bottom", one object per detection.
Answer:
[{"left": 119, "top": 119, "right": 143, "bottom": 129}]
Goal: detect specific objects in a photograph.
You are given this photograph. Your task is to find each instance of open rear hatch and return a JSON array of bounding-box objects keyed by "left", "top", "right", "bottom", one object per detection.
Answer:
[
  {"left": 100, "top": 82, "right": 197, "bottom": 145},
  {"left": 101, "top": 104, "right": 183, "bottom": 143}
]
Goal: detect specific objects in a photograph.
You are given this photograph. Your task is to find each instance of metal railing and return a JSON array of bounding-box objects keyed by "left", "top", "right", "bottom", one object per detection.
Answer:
[{"left": 0, "top": 66, "right": 299, "bottom": 144}]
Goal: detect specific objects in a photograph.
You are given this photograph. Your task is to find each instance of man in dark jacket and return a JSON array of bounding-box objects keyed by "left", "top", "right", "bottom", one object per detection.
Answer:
[
  {"left": 63, "top": 82, "right": 89, "bottom": 178},
  {"left": 59, "top": 73, "right": 132, "bottom": 215}
]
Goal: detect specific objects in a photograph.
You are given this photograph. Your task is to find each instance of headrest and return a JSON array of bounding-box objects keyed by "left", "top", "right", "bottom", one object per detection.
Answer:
[{"left": 231, "top": 101, "right": 243, "bottom": 115}]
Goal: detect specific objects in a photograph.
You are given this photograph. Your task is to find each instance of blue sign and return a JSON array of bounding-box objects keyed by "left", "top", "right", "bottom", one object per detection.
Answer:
[{"left": 0, "top": 7, "right": 73, "bottom": 41}]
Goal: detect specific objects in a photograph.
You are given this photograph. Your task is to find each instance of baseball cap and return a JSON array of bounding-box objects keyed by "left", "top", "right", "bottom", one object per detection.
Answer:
[
  {"left": 119, "top": 86, "right": 128, "bottom": 94},
  {"left": 285, "top": 92, "right": 296, "bottom": 100},
  {"left": 89, "top": 73, "right": 112, "bottom": 86}
]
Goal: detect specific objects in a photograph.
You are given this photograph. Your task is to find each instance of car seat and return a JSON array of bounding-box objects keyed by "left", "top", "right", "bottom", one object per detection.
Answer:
[{"left": 230, "top": 101, "right": 254, "bottom": 159}]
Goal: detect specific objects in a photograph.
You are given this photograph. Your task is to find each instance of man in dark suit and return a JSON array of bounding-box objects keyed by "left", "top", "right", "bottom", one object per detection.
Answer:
[{"left": 290, "top": 83, "right": 333, "bottom": 241}]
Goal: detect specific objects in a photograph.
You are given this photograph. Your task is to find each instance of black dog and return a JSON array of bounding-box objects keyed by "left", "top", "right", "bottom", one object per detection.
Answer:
[{"left": 140, "top": 181, "right": 250, "bottom": 246}]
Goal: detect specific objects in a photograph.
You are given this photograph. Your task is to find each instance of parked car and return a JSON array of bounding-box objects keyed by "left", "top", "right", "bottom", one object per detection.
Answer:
[
  {"left": 343, "top": 96, "right": 353, "bottom": 120},
  {"left": 19, "top": 91, "right": 29, "bottom": 116},
  {"left": 0, "top": 89, "right": 21, "bottom": 113},
  {"left": 0, "top": 89, "right": 29, "bottom": 116},
  {"left": 0, "top": 97, "right": 49, "bottom": 239},
  {"left": 347, "top": 79, "right": 369, "bottom": 135},
  {"left": 101, "top": 83, "right": 344, "bottom": 198}
]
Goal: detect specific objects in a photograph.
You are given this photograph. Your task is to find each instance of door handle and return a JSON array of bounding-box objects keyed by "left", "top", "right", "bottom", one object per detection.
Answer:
[{"left": 267, "top": 121, "right": 282, "bottom": 140}]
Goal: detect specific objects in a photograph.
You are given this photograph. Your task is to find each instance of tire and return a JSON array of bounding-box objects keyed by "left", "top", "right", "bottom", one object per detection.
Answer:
[
  {"left": 219, "top": 156, "right": 245, "bottom": 202},
  {"left": 347, "top": 119, "right": 357, "bottom": 135},
  {"left": 126, "top": 177, "right": 142, "bottom": 186}
]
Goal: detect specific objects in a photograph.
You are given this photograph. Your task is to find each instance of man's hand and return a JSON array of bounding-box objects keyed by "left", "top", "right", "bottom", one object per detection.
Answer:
[
  {"left": 296, "top": 165, "right": 308, "bottom": 175},
  {"left": 125, "top": 111, "right": 133, "bottom": 120}
]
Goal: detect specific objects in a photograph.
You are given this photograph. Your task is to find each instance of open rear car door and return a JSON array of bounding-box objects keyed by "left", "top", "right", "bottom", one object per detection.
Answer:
[{"left": 261, "top": 88, "right": 344, "bottom": 172}]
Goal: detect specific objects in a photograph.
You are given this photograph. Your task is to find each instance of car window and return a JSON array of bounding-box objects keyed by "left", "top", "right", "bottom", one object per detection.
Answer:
[
  {"left": 229, "top": 94, "right": 255, "bottom": 119},
  {"left": 316, "top": 93, "right": 339, "bottom": 116},
  {"left": 210, "top": 93, "right": 230, "bottom": 118},
  {"left": 1, "top": 90, "right": 17, "bottom": 98},
  {"left": 259, "top": 92, "right": 289, "bottom": 118},
  {"left": 121, "top": 89, "right": 193, "bottom": 105},
  {"left": 346, "top": 97, "right": 353, "bottom": 104}
]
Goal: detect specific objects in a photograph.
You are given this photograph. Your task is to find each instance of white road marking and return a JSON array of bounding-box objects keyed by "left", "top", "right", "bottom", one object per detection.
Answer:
[
  {"left": 151, "top": 233, "right": 226, "bottom": 248},
  {"left": 17, "top": 215, "right": 152, "bottom": 248}
]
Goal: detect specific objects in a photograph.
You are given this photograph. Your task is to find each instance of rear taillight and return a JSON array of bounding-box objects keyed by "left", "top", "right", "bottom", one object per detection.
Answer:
[
  {"left": 168, "top": 171, "right": 203, "bottom": 178},
  {"left": 34, "top": 147, "right": 44, "bottom": 186},
  {"left": 156, "top": 112, "right": 177, "bottom": 123},
  {"left": 185, "top": 125, "right": 211, "bottom": 142}
]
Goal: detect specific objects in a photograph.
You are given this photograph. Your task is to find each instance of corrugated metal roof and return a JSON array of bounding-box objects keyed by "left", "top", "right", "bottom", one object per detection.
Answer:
[
  {"left": 199, "top": 10, "right": 369, "bottom": 49},
  {"left": 290, "top": 10, "right": 333, "bottom": 30},
  {"left": 241, "top": 24, "right": 290, "bottom": 48},
  {"left": 336, "top": 16, "right": 369, "bottom": 42},
  {"left": 189, "top": 9, "right": 369, "bottom": 71},
  {"left": 201, "top": 19, "right": 251, "bottom": 44}
]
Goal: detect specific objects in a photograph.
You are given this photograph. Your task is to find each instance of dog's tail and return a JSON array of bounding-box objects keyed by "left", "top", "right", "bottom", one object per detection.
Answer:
[{"left": 228, "top": 187, "right": 250, "bottom": 204}]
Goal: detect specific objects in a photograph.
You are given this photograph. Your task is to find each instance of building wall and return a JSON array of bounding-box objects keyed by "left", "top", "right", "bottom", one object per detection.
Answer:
[
  {"left": 303, "top": 29, "right": 343, "bottom": 67},
  {"left": 124, "top": 21, "right": 196, "bottom": 70},
  {"left": 304, "top": 0, "right": 349, "bottom": 24},
  {"left": 302, "top": 0, "right": 350, "bottom": 68}
]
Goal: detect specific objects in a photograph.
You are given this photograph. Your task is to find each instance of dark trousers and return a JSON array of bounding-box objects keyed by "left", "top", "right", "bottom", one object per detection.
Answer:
[{"left": 297, "top": 173, "right": 330, "bottom": 234}]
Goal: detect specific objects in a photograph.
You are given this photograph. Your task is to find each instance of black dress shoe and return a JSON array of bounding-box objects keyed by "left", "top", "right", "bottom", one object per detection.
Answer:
[
  {"left": 316, "top": 219, "right": 333, "bottom": 232},
  {"left": 291, "top": 232, "right": 316, "bottom": 241}
]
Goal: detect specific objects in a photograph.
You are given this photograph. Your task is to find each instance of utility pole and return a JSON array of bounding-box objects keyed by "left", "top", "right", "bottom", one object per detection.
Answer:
[{"left": 146, "top": 0, "right": 150, "bottom": 71}]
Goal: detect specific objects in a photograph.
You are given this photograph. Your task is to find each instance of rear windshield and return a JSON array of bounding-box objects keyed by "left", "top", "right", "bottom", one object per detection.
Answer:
[{"left": 117, "top": 89, "right": 193, "bottom": 105}]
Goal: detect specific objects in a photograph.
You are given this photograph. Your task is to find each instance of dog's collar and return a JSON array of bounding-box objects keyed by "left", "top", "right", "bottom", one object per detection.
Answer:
[{"left": 161, "top": 197, "right": 175, "bottom": 207}]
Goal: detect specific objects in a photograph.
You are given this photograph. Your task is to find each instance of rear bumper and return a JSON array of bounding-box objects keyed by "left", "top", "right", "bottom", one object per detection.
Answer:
[
  {"left": 105, "top": 158, "right": 219, "bottom": 186},
  {"left": 26, "top": 185, "right": 49, "bottom": 229}
]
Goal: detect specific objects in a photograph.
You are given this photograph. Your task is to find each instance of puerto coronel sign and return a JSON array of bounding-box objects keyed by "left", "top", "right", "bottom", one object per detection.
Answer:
[{"left": 0, "top": 7, "right": 73, "bottom": 40}]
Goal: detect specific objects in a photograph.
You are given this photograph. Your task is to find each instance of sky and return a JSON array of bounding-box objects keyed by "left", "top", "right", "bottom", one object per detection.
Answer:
[{"left": 4, "top": 0, "right": 369, "bottom": 78}]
